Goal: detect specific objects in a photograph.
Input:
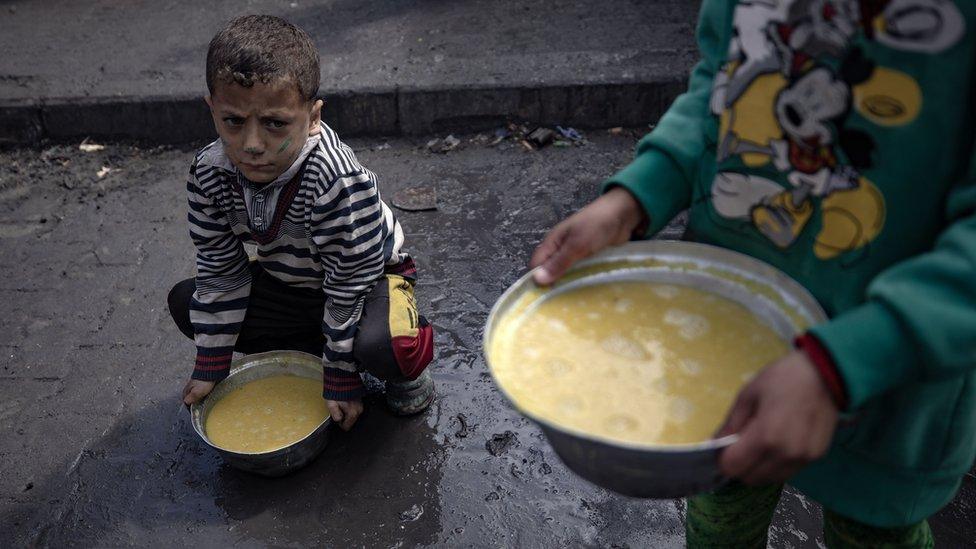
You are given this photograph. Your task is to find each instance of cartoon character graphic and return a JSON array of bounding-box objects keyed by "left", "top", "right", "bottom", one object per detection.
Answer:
[
  {"left": 769, "top": 68, "right": 866, "bottom": 194},
  {"left": 707, "top": 0, "right": 964, "bottom": 259},
  {"left": 713, "top": 170, "right": 886, "bottom": 260},
  {"left": 713, "top": 0, "right": 963, "bottom": 114},
  {"left": 715, "top": 65, "right": 878, "bottom": 248},
  {"left": 713, "top": 0, "right": 863, "bottom": 113}
]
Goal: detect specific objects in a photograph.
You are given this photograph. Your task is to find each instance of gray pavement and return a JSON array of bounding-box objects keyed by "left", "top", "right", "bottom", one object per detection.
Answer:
[
  {"left": 0, "top": 132, "right": 825, "bottom": 547},
  {"left": 0, "top": 0, "right": 699, "bottom": 143},
  {"left": 2, "top": 132, "right": 973, "bottom": 547}
]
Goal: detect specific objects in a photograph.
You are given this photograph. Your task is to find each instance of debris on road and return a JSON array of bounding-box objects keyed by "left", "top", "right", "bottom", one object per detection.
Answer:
[
  {"left": 525, "top": 127, "right": 555, "bottom": 149},
  {"left": 481, "top": 123, "right": 589, "bottom": 150},
  {"left": 40, "top": 146, "right": 71, "bottom": 167},
  {"left": 392, "top": 185, "right": 437, "bottom": 212},
  {"left": 489, "top": 126, "right": 511, "bottom": 146},
  {"left": 608, "top": 127, "right": 624, "bottom": 135},
  {"left": 96, "top": 166, "right": 112, "bottom": 179},
  {"left": 556, "top": 126, "right": 585, "bottom": 143},
  {"left": 485, "top": 431, "right": 518, "bottom": 456},
  {"left": 79, "top": 138, "right": 105, "bottom": 153},
  {"left": 453, "top": 413, "right": 470, "bottom": 438},
  {"left": 399, "top": 504, "right": 424, "bottom": 522},
  {"left": 426, "top": 134, "right": 461, "bottom": 153}
]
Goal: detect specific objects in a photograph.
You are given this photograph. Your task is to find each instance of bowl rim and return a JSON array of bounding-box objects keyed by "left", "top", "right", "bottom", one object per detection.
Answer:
[
  {"left": 189, "top": 350, "right": 333, "bottom": 457},
  {"left": 483, "top": 240, "right": 826, "bottom": 454}
]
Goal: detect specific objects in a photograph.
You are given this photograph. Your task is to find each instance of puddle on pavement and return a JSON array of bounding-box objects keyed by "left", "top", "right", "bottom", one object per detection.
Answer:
[
  {"left": 212, "top": 392, "right": 444, "bottom": 547},
  {"left": 6, "top": 393, "right": 444, "bottom": 547}
]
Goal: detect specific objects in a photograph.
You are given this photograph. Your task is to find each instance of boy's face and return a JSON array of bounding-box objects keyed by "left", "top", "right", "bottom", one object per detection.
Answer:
[{"left": 206, "top": 79, "right": 323, "bottom": 183}]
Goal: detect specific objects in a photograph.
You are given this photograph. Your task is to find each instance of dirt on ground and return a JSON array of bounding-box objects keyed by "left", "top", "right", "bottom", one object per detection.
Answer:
[{"left": 0, "top": 132, "right": 971, "bottom": 547}]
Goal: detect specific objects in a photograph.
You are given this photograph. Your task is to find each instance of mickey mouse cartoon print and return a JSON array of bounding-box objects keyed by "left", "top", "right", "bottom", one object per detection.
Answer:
[{"left": 708, "top": 0, "right": 964, "bottom": 259}]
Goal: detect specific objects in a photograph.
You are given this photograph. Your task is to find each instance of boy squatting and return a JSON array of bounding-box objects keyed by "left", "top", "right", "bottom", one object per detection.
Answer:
[
  {"left": 531, "top": 1, "right": 976, "bottom": 547},
  {"left": 167, "top": 15, "right": 435, "bottom": 431}
]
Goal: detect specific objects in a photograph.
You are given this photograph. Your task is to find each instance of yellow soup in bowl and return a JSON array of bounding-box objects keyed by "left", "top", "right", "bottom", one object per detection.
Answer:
[
  {"left": 205, "top": 375, "right": 329, "bottom": 453},
  {"left": 491, "top": 281, "right": 788, "bottom": 445}
]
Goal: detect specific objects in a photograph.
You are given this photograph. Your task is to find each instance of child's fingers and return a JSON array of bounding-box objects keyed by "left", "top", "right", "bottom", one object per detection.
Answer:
[
  {"left": 339, "top": 404, "right": 360, "bottom": 431},
  {"left": 738, "top": 436, "right": 808, "bottom": 485},
  {"left": 535, "top": 231, "right": 588, "bottom": 286},
  {"left": 183, "top": 384, "right": 204, "bottom": 405},
  {"left": 529, "top": 229, "right": 559, "bottom": 269},
  {"left": 718, "top": 416, "right": 767, "bottom": 480},
  {"left": 722, "top": 411, "right": 807, "bottom": 484},
  {"left": 530, "top": 224, "right": 569, "bottom": 278},
  {"left": 326, "top": 401, "right": 344, "bottom": 424},
  {"left": 183, "top": 381, "right": 215, "bottom": 405},
  {"left": 715, "top": 386, "right": 756, "bottom": 438}
]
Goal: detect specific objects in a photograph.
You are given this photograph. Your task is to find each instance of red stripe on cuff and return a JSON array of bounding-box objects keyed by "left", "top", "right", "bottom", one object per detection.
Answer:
[
  {"left": 795, "top": 332, "right": 848, "bottom": 410},
  {"left": 195, "top": 355, "right": 231, "bottom": 363},
  {"left": 193, "top": 351, "right": 233, "bottom": 381},
  {"left": 194, "top": 362, "right": 232, "bottom": 371},
  {"left": 323, "top": 380, "right": 364, "bottom": 389},
  {"left": 323, "top": 367, "right": 364, "bottom": 401},
  {"left": 322, "top": 380, "right": 365, "bottom": 401}
]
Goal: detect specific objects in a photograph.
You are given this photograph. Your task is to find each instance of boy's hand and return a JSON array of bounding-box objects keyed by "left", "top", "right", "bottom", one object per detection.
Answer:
[
  {"left": 716, "top": 351, "right": 839, "bottom": 485},
  {"left": 182, "top": 379, "right": 216, "bottom": 406},
  {"left": 530, "top": 187, "right": 647, "bottom": 285},
  {"left": 326, "top": 398, "right": 364, "bottom": 431}
]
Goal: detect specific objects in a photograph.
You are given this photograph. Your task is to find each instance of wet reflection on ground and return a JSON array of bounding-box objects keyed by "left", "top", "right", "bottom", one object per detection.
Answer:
[{"left": 9, "top": 136, "right": 973, "bottom": 546}]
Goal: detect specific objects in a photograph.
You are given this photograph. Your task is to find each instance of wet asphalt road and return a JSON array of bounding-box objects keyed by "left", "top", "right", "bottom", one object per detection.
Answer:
[{"left": 0, "top": 133, "right": 972, "bottom": 547}]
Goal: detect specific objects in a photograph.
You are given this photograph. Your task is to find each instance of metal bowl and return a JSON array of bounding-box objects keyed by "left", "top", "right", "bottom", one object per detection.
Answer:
[
  {"left": 189, "top": 350, "right": 332, "bottom": 477},
  {"left": 483, "top": 241, "right": 827, "bottom": 498}
]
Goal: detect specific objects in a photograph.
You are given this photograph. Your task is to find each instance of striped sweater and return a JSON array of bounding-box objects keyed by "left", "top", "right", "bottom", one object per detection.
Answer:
[{"left": 186, "top": 125, "right": 410, "bottom": 399}]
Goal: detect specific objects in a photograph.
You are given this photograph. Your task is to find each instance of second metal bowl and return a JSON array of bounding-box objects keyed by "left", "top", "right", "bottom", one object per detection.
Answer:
[{"left": 484, "top": 241, "right": 827, "bottom": 498}]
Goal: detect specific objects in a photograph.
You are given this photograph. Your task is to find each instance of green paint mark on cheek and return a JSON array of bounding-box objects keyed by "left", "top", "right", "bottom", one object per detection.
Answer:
[{"left": 277, "top": 137, "right": 293, "bottom": 154}]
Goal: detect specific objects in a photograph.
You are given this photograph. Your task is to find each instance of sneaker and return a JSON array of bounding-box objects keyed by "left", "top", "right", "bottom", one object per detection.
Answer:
[{"left": 385, "top": 370, "right": 435, "bottom": 416}]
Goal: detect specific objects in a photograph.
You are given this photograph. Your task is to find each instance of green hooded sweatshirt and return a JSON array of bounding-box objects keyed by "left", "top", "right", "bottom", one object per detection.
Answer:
[{"left": 605, "top": 0, "right": 976, "bottom": 528}]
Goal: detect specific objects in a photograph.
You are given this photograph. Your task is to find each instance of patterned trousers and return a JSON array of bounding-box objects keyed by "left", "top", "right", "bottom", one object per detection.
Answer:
[{"left": 686, "top": 482, "right": 934, "bottom": 548}]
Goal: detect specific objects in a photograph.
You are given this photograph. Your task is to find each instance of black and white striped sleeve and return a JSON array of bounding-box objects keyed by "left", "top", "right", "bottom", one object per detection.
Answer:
[
  {"left": 186, "top": 164, "right": 251, "bottom": 381},
  {"left": 311, "top": 171, "right": 389, "bottom": 400}
]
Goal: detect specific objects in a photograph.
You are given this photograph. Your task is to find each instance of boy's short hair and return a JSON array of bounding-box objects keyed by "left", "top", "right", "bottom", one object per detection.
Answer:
[{"left": 206, "top": 14, "right": 320, "bottom": 101}]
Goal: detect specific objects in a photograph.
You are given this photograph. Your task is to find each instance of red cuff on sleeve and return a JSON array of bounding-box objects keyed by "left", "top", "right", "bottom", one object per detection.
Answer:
[
  {"left": 323, "top": 367, "right": 365, "bottom": 401},
  {"left": 192, "top": 347, "right": 234, "bottom": 382},
  {"left": 795, "top": 332, "right": 848, "bottom": 410}
]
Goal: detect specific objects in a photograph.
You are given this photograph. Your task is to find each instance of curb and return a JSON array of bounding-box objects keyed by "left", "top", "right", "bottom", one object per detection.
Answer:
[{"left": 0, "top": 79, "right": 686, "bottom": 144}]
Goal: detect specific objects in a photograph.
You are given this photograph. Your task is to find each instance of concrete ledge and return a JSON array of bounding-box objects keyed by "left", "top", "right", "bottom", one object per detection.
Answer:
[
  {"left": 397, "top": 80, "right": 686, "bottom": 135},
  {"left": 40, "top": 96, "right": 213, "bottom": 143},
  {"left": 323, "top": 88, "right": 399, "bottom": 137},
  {"left": 0, "top": 100, "right": 44, "bottom": 145},
  {"left": 0, "top": 79, "right": 687, "bottom": 144}
]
